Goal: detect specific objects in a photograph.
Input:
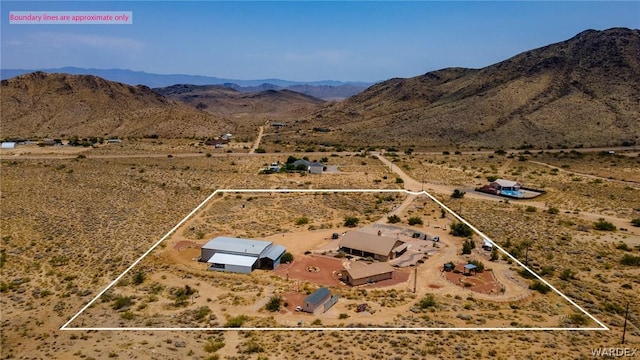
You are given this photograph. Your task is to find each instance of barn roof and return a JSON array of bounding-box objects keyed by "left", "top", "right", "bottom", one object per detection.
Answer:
[
  {"left": 202, "top": 236, "right": 272, "bottom": 256},
  {"left": 345, "top": 262, "right": 394, "bottom": 280},
  {"left": 305, "top": 287, "right": 330, "bottom": 305},
  {"left": 339, "top": 231, "right": 403, "bottom": 257},
  {"left": 262, "top": 244, "right": 286, "bottom": 261},
  {"left": 208, "top": 253, "right": 257, "bottom": 267}
]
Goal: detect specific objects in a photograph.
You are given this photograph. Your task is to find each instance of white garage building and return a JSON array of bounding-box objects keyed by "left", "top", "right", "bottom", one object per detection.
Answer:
[{"left": 200, "top": 236, "right": 286, "bottom": 274}]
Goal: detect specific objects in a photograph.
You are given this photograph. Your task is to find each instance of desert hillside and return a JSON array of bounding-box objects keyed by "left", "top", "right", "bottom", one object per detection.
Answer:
[
  {"left": 293, "top": 28, "right": 640, "bottom": 149},
  {"left": 0, "top": 72, "right": 233, "bottom": 139}
]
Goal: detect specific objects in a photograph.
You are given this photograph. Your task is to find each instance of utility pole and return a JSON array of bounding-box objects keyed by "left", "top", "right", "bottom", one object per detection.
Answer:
[
  {"left": 413, "top": 266, "right": 417, "bottom": 293},
  {"left": 622, "top": 302, "right": 630, "bottom": 344}
]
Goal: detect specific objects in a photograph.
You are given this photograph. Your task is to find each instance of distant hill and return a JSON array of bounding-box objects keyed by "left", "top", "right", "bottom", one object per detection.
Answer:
[
  {"left": 154, "top": 84, "right": 326, "bottom": 135},
  {"left": 292, "top": 28, "right": 640, "bottom": 149},
  {"left": 0, "top": 72, "right": 232, "bottom": 139},
  {"left": 0, "top": 67, "right": 372, "bottom": 100}
]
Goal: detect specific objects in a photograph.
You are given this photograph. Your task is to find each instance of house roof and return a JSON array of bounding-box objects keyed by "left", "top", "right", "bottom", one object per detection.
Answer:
[
  {"left": 493, "top": 179, "right": 520, "bottom": 187},
  {"left": 202, "top": 236, "right": 272, "bottom": 257},
  {"left": 483, "top": 239, "right": 493, "bottom": 248},
  {"left": 208, "top": 253, "right": 257, "bottom": 267},
  {"left": 464, "top": 264, "right": 477, "bottom": 270},
  {"left": 293, "top": 159, "right": 310, "bottom": 167},
  {"left": 309, "top": 162, "right": 323, "bottom": 167},
  {"left": 262, "top": 244, "right": 286, "bottom": 261},
  {"left": 339, "top": 231, "right": 403, "bottom": 257},
  {"left": 346, "top": 262, "right": 394, "bottom": 280},
  {"left": 305, "top": 287, "right": 330, "bottom": 305}
]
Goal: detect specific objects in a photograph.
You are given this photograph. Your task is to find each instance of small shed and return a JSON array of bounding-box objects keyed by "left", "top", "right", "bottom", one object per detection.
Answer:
[
  {"left": 443, "top": 262, "right": 455, "bottom": 272},
  {"left": 1, "top": 142, "right": 16, "bottom": 149},
  {"left": 482, "top": 239, "right": 493, "bottom": 251},
  {"left": 303, "top": 287, "right": 337, "bottom": 314}
]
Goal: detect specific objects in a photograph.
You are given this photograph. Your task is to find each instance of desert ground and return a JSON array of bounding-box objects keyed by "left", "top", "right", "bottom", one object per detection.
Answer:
[{"left": 1, "top": 140, "right": 639, "bottom": 359}]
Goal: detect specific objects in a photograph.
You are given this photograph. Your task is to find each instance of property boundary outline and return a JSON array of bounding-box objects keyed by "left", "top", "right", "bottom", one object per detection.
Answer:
[{"left": 60, "top": 188, "right": 609, "bottom": 331}]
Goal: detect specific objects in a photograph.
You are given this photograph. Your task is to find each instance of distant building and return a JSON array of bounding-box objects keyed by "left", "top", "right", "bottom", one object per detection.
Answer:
[
  {"left": 292, "top": 159, "right": 323, "bottom": 174},
  {"left": 200, "top": 236, "right": 286, "bottom": 274},
  {"left": 339, "top": 231, "right": 406, "bottom": 262},
  {"left": 477, "top": 178, "right": 523, "bottom": 197},
  {"left": 343, "top": 262, "right": 394, "bottom": 286},
  {"left": 303, "top": 287, "right": 338, "bottom": 314}
]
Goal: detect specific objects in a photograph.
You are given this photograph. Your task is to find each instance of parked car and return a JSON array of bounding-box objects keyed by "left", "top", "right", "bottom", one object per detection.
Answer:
[
  {"left": 433, "top": 236, "right": 440, "bottom": 242},
  {"left": 295, "top": 306, "right": 303, "bottom": 312}
]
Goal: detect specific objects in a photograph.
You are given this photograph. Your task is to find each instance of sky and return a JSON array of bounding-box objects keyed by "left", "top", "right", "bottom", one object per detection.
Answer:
[{"left": 1, "top": 1, "right": 639, "bottom": 82}]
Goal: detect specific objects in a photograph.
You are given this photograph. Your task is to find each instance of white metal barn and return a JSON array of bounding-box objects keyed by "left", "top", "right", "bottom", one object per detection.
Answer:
[{"left": 201, "top": 236, "right": 286, "bottom": 274}]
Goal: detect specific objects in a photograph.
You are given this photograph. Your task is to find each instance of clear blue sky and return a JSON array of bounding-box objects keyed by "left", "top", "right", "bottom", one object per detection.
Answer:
[{"left": 2, "top": 1, "right": 638, "bottom": 82}]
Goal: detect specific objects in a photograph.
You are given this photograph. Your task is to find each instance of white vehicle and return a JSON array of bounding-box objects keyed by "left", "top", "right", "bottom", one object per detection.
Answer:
[
  {"left": 295, "top": 306, "right": 303, "bottom": 312},
  {"left": 433, "top": 236, "right": 440, "bottom": 242}
]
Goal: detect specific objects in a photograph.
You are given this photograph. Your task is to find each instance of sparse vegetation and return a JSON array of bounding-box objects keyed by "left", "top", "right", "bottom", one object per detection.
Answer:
[
  {"left": 344, "top": 216, "right": 360, "bottom": 227},
  {"left": 407, "top": 216, "right": 423, "bottom": 225},
  {"left": 594, "top": 218, "right": 616, "bottom": 231},
  {"left": 265, "top": 295, "right": 282, "bottom": 312},
  {"left": 451, "top": 189, "right": 465, "bottom": 198},
  {"left": 450, "top": 222, "right": 473, "bottom": 237}
]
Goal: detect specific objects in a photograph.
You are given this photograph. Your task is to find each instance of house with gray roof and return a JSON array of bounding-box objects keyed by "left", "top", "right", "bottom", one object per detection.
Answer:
[{"left": 200, "top": 236, "right": 286, "bottom": 274}]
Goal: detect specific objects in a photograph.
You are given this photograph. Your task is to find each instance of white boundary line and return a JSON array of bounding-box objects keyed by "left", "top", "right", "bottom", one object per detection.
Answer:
[{"left": 61, "top": 188, "right": 608, "bottom": 331}]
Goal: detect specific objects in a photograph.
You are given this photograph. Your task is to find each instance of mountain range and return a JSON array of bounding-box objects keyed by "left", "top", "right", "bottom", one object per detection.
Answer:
[
  {"left": 291, "top": 27, "right": 640, "bottom": 149},
  {"left": 1, "top": 28, "right": 638, "bottom": 148},
  {"left": 0, "top": 67, "right": 371, "bottom": 100}
]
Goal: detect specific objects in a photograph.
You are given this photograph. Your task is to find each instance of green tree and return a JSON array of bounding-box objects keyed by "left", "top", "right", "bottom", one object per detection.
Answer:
[
  {"left": 451, "top": 189, "right": 465, "bottom": 198},
  {"left": 462, "top": 238, "right": 476, "bottom": 254},
  {"left": 133, "top": 270, "right": 145, "bottom": 285},
  {"left": 490, "top": 247, "right": 499, "bottom": 261},
  {"left": 265, "top": 295, "right": 282, "bottom": 312},
  {"left": 407, "top": 216, "right": 423, "bottom": 225},
  {"left": 387, "top": 214, "right": 401, "bottom": 224},
  {"left": 295, "top": 217, "right": 309, "bottom": 225},
  {"left": 344, "top": 216, "right": 359, "bottom": 227},
  {"left": 280, "top": 252, "right": 294, "bottom": 264},
  {"left": 450, "top": 222, "right": 472, "bottom": 237},
  {"left": 631, "top": 218, "right": 640, "bottom": 227},
  {"left": 418, "top": 294, "right": 436, "bottom": 309}
]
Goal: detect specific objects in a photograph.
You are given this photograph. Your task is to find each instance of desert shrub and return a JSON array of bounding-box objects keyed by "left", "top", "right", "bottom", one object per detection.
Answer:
[
  {"left": 344, "top": 216, "right": 359, "bottom": 227},
  {"left": 451, "top": 189, "right": 465, "bottom": 198},
  {"left": 194, "top": 306, "right": 211, "bottom": 320},
  {"left": 594, "top": 219, "right": 616, "bottom": 231},
  {"left": 241, "top": 340, "right": 264, "bottom": 354},
  {"left": 632, "top": 218, "right": 640, "bottom": 227},
  {"left": 616, "top": 242, "right": 632, "bottom": 252},
  {"left": 255, "top": 148, "right": 266, "bottom": 153},
  {"left": 225, "top": 315, "right": 249, "bottom": 328},
  {"left": 559, "top": 269, "right": 576, "bottom": 281},
  {"left": 450, "top": 222, "right": 473, "bottom": 237},
  {"left": 204, "top": 338, "right": 225, "bottom": 353},
  {"left": 295, "top": 217, "right": 309, "bottom": 225},
  {"left": 311, "top": 319, "right": 322, "bottom": 326},
  {"left": 387, "top": 215, "right": 401, "bottom": 224},
  {"left": 120, "top": 311, "right": 134, "bottom": 320},
  {"left": 603, "top": 302, "right": 626, "bottom": 315},
  {"left": 112, "top": 295, "right": 133, "bottom": 310},
  {"left": 395, "top": 177, "right": 404, "bottom": 184},
  {"left": 568, "top": 313, "right": 588, "bottom": 325},
  {"left": 173, "top": 285, "right": 196, "bottom": 306},
  {"left": 620, "top": 254, "right": 640, "bottom": 266},
  {"left": 525, "top": 206, "right": 537, "bottom": 213},
  {"left": 547, "top": 207, "right": 560, "bottom": 215},
  {"left": 407, "top": 216, "right": 423, "bottom": 225},
  {"left": 529, "top": 281, "right": 551, "bottom": 294},
  {"left": 133, "top": 270, "right": 145, "bottom": 285},
  {"left": 418, "top": 294, "right": 436, "bottom": 309},
  {"left": 339, "top": 313, "right": 349, "bottom": 319},
  {"left": 486, "top": 175, "right": 499, "bottom": 182},
  {"left": 281, "top": 252, "right": 294, "bottom": 264},
  {"left": 265, "top": 295, "right": 282, "bottom": 312}
]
